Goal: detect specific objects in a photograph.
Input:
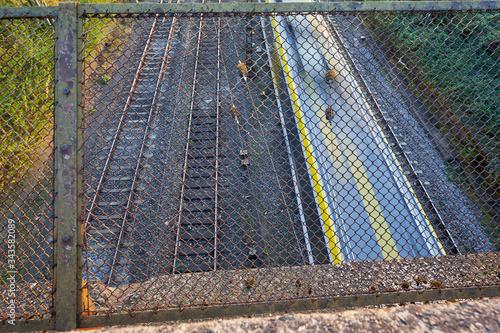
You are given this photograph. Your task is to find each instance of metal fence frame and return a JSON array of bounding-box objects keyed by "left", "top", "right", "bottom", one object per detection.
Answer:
[{"left": 1, "top": 1, "right": 500, "bottom": 331}]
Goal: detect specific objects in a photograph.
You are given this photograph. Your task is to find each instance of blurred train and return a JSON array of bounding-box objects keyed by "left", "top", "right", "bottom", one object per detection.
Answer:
[{"left": 266, "top": 0, "right": 446, "bottom": 263}]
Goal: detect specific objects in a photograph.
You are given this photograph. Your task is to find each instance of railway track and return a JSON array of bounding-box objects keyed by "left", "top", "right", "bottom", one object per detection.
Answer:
[
  {"left": 172, "top": 1, "right": 223, "bottom": 273},
  {"left": 83, "top": 0, "right": 458, "bottom": 281},
  {"left": 171, "top": 9, "right": 306, "bottom": 272},
  {"left": 84, "top": 0, "right": 180, "bottom": 285},
  {"left": 84, "top": 0, "right": 280, "bottom": 280}
]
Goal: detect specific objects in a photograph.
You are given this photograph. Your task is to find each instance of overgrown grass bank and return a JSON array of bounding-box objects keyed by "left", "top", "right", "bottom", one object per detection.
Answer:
[
  {"left": 0, "top": 18, "right": 54, "bottom": 187},
  {"left": 366, "top": 11, "right": 500, "bottom": 196},
  {"left": 0, "top": 0, "right": 130, "bottom": 187},
  {"left": 365, "top": 10, "right": 500, "bottom": 246}
]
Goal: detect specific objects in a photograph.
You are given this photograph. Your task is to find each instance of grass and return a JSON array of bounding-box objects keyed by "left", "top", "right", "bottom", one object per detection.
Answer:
[
  {"left": 364, "top": 7, "right": 500, "bottom": 247},
  {"left": 98, "top": 73, "right": 111, "bottom": 84},
  {"left": 0, "top": 0, "right": 130, "bottom": 186},
  {"left": 0, "top": 16, "right": 54, "bottom": 187}
]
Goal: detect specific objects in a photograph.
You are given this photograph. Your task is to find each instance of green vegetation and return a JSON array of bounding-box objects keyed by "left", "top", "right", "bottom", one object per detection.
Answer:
[
  {"left": 98, "top": 73, "right": 111, "bottom": 84},
  {"left": 371, "top": 12, "right": 500, "bottom": 132},
  {"left": 0, "top": 0, "right": 130, "bottom": 187},
  {"left": 366, "top": 9, "right": 500, "bottom": 246},
  {"left": 368, "top": 11, "right": 500, "bottom": 186},
  {"left": 0, "top": 18, "right": 54, "bottom": 187}
]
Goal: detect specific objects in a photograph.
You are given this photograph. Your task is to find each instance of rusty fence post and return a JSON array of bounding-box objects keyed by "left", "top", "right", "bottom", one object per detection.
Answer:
[{"left": 54, "top": 2, "right": 82, "bottom": 331}]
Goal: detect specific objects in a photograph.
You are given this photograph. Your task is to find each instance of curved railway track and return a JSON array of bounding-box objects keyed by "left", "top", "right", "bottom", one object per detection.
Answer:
[{"left": 84, "top": 0, "right": 181, "bottom": 285}]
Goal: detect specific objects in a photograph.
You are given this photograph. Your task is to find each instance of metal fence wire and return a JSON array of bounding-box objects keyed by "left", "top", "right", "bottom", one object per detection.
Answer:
[
  {"left": 80, "top": 5, "right": 500, "bottom": 315},
  {"left": 0, "top": 15, "right": 56, "bottom": 321},
  {"left": 2, "top": 1, "right": 500, "bottom": 330}
]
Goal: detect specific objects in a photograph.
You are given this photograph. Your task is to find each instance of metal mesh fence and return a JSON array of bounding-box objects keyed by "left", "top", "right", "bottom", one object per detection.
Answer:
[
  {"left": 0, "top": 2, "right": 499, "bottom": 329},
  {"left": 80, "top": 7, "right": 499, "bottom": 317},
  {"left": 0, "top": 15, "right": 55, "bottom": 321}
]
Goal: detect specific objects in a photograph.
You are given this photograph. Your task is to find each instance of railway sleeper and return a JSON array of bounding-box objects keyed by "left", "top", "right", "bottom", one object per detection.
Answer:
[
  {"left": 191, "top": 112, "right": 218, "bottom": 119},
  {"left": 183, "top": 186, "right": 214, "bottom": 197},
  {"left": 144, "top": 54, "right": 163, "bottom": 60},
  {"left": 188, "top": 151, "right": 217, "bottom": 160},
  {"left": 192, "top": 127, "right": 217, "bottom": 134},
  {"left": 180, "top": 219, "right": 216, "bottom": 227},
  {"left": 191, "top": 108, "right": 215, "bottom": 114},
  {"left": 193, "top": 118, "right": 215, "bottom": 126},
  {"left": 137, "top": 72, "right": 159, "bottom": 79},
  {"left": 189, "top": 136, "right": 218, "bottom": 144},
  {"left": 193, "top": 103, "right": 216, "bottom": 110},
  {"left": 129, "top": 101, "right": 152, "bottom": 107},
  {"left": 188, "top": 154, "right": 217, "bottom": 163},
  {"left": 180, "top": 220, "right": 215, "bottom": 231},
  {"left": 186, "top": 171, "right": 216, "bottom": 178},
  {"left": 185, "top": 178, "right": 215, "bottom": 188},
  {"left": 131, "top": 92, "right": 154, "bottom": 101},
  {"left": 190, "top": 134, "right": 216, "bottom": 141},
  {"left": 180, "top": 230, "right": 216, "bottom": 241},
  {"left": 183, "top": 203, "right": 214, "bottom": 212},
  {"left": 178, "top": 245, "right": 214, "bottom": 256},
  {"left": 182, "top": 210, "right": 216, "bottom": 221},
  {"left": 176, "top": 261, "right": 212, "bottom": 274},
  {"left": 198, "top": 43, "right": 217, "bottom": 49},
  {"left": 187, "top": 152, "right": 222, "bottom": 159},
  {"left": 190, "top": 142, "right": 216, "bottom": 149},
  {"left": 188, "top": 160, "right": 216, "bottom": 168},
  {"left": 128, "top": 114, "right": 150, "bottom": 122}
]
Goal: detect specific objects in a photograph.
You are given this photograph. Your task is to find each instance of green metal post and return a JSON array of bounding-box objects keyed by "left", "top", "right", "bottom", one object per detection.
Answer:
[
  {"left": 76, "top": 1, "right": 84, "bottom": 325},
  {"left": 54, "top": 2, "right": 81, "bottom": 331}
]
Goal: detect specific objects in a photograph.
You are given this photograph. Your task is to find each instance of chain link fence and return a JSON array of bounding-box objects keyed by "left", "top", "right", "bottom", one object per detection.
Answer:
[
  {"left": 0, "top": 12, "right": 56, "bottom": 325},
  {"left": 1, "top": 1, "right": 500, "bottom": 331}
]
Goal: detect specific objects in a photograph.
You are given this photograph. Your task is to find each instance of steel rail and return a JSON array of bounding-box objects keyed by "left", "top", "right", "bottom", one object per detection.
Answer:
[
  {"left": 324, "top": 17, "right": 460, "bottom": 255},
  {"left": 84, "top": 0, "right": 169, "bottom": 232},
  {"left": 172, "top": 0, "right": 214, "bottom": 273},
  {"left": 213, "top": 0, "right": 221, "bottom": 271},
  {"left": 259, "top": 14, "right": 314, "bottom": 265}
]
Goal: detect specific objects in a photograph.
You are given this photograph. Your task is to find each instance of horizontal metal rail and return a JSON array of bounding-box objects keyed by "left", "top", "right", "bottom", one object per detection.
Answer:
[
  {"left": 79, "top": 285, "right": 500, "bottom": 328},
  {"left": 0, "top": 6, "right": 57, "bottom": 18},
  {"left": 77, "top": 1, "right": 500, "bottom": 15},
  {"left": 4, "top": 0, "right": 500, "bottom": 16}
]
